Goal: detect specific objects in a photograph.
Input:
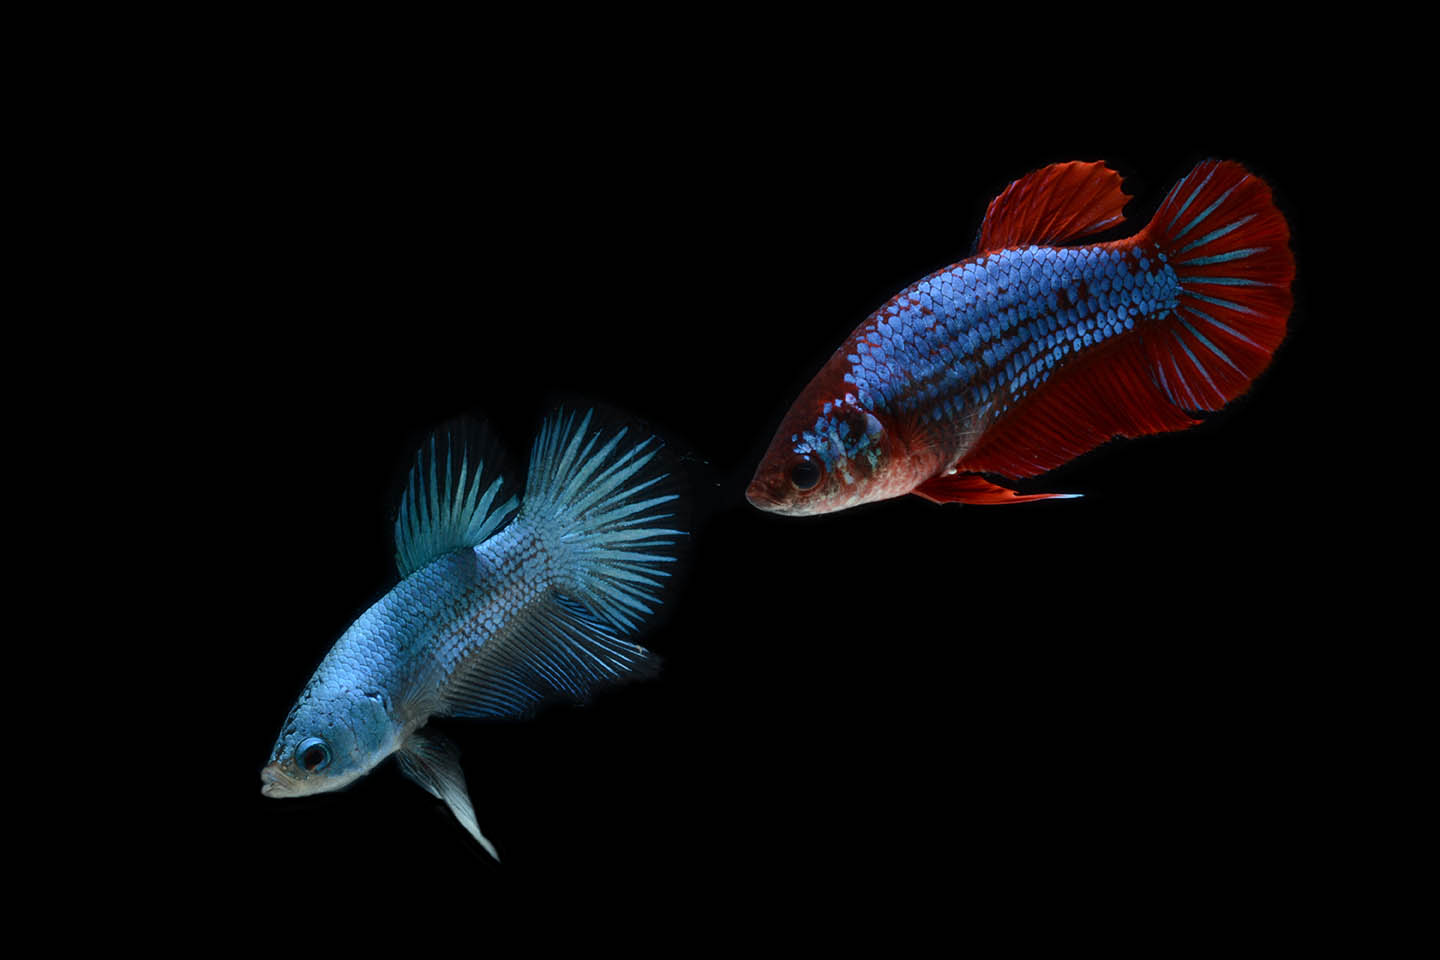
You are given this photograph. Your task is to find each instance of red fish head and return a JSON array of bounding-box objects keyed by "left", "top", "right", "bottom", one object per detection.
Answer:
[{"left": 747, "top": 388, "right": 914, "bottom": 516}]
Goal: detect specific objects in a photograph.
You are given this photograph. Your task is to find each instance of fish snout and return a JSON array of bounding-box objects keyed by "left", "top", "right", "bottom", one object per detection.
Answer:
[
  {"left": 260, "top": 762, "right": 295, "bottom": 798},
  {"left": 745, "top": 475, "right": 784, "bottom": 513}
]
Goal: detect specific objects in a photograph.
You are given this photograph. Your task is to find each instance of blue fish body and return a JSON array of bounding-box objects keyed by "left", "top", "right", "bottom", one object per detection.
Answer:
[{"left": 840, "top": 243, "right": 1184, "bottom": 429}]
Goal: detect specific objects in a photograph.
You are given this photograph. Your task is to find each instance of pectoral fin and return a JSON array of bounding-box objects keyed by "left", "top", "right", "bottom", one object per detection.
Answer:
[{"left": 397, "top": 728, "right": 499, "bottom": 862}]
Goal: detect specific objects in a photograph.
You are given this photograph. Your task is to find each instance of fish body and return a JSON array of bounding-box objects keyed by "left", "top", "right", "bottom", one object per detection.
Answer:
[
  {"left": 263, "top": 411, "right": 684, "bottom": 860},
  {"left": 747, "top": 160, "right": 1293, "bottom": 515}
]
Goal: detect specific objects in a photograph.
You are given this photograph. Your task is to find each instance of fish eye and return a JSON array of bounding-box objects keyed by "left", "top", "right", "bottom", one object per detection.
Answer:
[
  {"left": 296, "top": 737, "right": 330, "bottom": 773},
  {"left": 790, "top": 456, "right": 822, "bottom": 491}
]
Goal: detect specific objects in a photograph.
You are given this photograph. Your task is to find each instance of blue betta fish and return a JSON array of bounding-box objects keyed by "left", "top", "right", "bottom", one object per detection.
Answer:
[{"left": 261, "top": 409, "right": 684, "bottom": 860}]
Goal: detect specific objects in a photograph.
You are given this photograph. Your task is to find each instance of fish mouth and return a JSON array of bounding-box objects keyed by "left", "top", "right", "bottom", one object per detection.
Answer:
[
  {"left": 260, "top": 763, "right": 295, "bottom": 798},
  {"left": 745, "top": 477, "right": 782, "bottom": 512},
  {"left": 747, "top": 476, "right": 815, "bottom": 516}
]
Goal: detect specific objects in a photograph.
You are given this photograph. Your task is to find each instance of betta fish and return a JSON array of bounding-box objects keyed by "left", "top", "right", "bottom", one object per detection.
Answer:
[
  {"left": 261, "top": 409, "right": 684, "bottom": 860},
  {"left": 747, "top": 159, "right": 1293, "bottom": 515}
]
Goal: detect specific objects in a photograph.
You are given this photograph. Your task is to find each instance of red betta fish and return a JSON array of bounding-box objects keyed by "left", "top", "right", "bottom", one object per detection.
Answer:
[{"left": 746, "top": 159, "right": 1293, "bottom": 516}]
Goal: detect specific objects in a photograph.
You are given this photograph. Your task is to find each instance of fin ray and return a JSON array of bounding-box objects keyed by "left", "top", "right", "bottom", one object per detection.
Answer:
[
  {"left": 959, "top": 160, "right": 1292, "bottom": 480},
  {"left": 913, "top": 473, "right": 1078, "bottom": 505},
  {"left": 396, "top": 729, "right": 500, "bottom": 861},
  {"left": 520, "top": 408, "right": 686, "bottom": 633},
  {"left": 977, "top": 161, "right": 1131, "bottom": 252},
  {"left": 437, "top": 594, "right": 659, "bottom": 720},
  {"left": 395, "top": 422, "right": 519, "bottom": 578}
]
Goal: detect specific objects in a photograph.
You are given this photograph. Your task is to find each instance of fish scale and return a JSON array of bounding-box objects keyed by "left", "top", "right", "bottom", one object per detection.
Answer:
[
  {"left": 823, "top": 242, "right": 1180, "bottom": 462},
  {"left": 272, "top": 525, "right": 558, "bottom": 749},
  {"left": 269, "top": 551, "right": 508, "bottom": 766}
]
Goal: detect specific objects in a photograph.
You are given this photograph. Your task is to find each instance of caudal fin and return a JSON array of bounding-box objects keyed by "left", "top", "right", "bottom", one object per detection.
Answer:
[
  {"left": 955, "top": 159, "right": 1294, "bottom": 488},
  {"left": 1135, "top": 159, "right": 1294, "bottom": 411},
  {"left": 520, "top": 408, "right": 686, "bottom": 632}
]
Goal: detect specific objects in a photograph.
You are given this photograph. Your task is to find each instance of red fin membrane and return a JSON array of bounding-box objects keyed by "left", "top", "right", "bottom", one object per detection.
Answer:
[
  {"left": 977, "top": 161, "right": 1131, "bottom": 252},
  {"left": 1137, "top": 159, "right": 1294, "bottom": 410},
  {"left": 913, "top": 472, "right": 1079, "bottom": 505},
  {"left": 958, "top": 338, "right": 1201, "bottom": 479},
  {"left": 960, "top": 160, "right": 1293, "bottom": 481}
]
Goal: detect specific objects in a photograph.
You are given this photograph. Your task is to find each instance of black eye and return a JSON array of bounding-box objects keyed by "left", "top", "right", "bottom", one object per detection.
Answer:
[
  {"left": 296, "top": 737, "right": 330, "bottom": 773},
  {"left": 790, "top": 457, "right": 822, "bottom": 491}
]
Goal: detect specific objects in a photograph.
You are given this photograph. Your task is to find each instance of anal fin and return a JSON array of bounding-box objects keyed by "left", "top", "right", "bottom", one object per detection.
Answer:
[
  {"left": 438, "top": 593, "right": 659, "bottom": 721},
  {"left": 912, "top": 472, "right": 1079, "bottom": 505}
]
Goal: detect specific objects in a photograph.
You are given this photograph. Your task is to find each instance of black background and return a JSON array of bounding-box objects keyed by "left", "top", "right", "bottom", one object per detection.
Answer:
[{"left": 183, "top": 63, "right": 1357, "bottom": 917}]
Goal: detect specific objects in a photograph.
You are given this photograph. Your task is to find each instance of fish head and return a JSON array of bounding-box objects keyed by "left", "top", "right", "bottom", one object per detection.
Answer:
[
  {"left": 262, "top": 686, "right": 397, "bottom": 799},
  {"left": 748, "top": 387, "right": 908, "bottom": 516}
]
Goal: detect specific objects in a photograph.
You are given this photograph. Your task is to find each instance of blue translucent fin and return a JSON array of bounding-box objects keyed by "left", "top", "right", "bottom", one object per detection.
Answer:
[
  {"left": 439, "top": 594, "right": 658, "bottom": 720},
  {"left": 520, "top": 409, "right": 685, "bottom": 632},
  {"left": 394, "top": 422, "right": 519, "bottom": 579},
  {"left": 396, "top": 728, "right": 499, "bottom": 861}
]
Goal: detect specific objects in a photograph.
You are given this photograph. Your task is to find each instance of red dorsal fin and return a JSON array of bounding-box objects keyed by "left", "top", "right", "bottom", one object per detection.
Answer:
[
  {"left": 960, "top": 160, "right": 1293, "bottom": 481},
  {"left": 912, "top": 472, "right": 1079, "bottom": 505},
  {"left": 977, "top": 161, "right": 1130, "bottom": 252}
]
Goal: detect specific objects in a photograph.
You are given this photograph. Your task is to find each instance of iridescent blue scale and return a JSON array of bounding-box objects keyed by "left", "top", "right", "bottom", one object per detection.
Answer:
[{"left": 825, "top": 243, "right": 1181, "bottom": 448}]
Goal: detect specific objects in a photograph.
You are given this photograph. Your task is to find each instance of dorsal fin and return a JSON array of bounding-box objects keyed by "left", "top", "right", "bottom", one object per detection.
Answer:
[
  {"left": 976, "top": 161, "right": 1130, "bottom": 252},
  {"left": 394, "top": 421, "right": 519, "bottom": 578}
]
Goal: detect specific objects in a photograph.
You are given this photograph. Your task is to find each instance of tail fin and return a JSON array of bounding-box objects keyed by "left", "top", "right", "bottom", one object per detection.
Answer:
[
  {"left": 520, "top": 408, "right": 686, "bottom": 632},
  {"left": 953, "top": 159, "right": 1294, "bottom": 487},
  {"left": 1136, "top": 159, "right": 1294, "bottom": 411}
]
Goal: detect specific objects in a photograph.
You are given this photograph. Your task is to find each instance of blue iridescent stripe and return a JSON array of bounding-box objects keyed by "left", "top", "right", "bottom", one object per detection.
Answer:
[
  {"left": 1176, "top": 246, "right": 1267, "bottom": 267},
  {"left": 1166, "top": 165, "right": 1217, "bottom": 232},
  {"left": 1179, "top": 317, "right": 1244, "bottom": 375},
  {"left": 1172, "top": 180, "right": 1245, "bottom": 242},
  {"left": 1186, "top": 290, "right": 1262, "bottom": 316},
  {"left": 1175, "top": 214, "right": 1257, "bottom": 255},
  {"left": 1183, "top": 306, "right": 1261, "bottom": 349},
  {"left": 1170, "top": 328, "right": 1221, "bottom": 396}
]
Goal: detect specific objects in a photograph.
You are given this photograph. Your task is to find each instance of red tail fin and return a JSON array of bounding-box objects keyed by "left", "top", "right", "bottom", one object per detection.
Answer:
[
  {"left": 952, "top": 160, "right": 1294, "bottom": 487},
  {"left": 1135, "top": 159, "right": 1294, "bottom": 410}
]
